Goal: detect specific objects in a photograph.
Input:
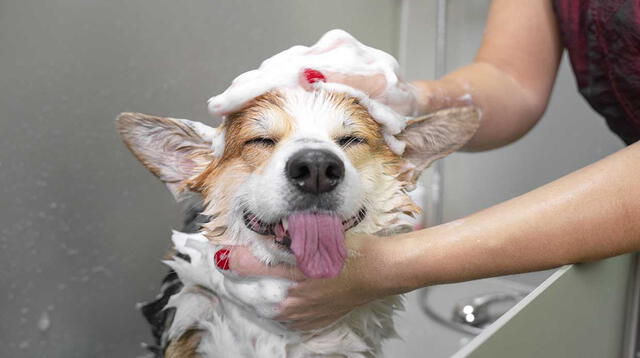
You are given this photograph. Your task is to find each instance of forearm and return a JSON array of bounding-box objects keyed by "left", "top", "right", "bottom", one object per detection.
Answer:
[
  {"left": 412, "top": 0, "right": 563, "bottom": 151},
  {"left": 412, "top": 63, "right": 545, "bottom": 151},
  {"left": 389, "top": 142, "right": 640, "bottom": 292}
]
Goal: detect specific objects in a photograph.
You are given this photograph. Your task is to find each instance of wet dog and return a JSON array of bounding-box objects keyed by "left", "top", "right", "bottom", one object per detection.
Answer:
[{"left": 117, "top": 88, "right": 479, "bottom": 357}]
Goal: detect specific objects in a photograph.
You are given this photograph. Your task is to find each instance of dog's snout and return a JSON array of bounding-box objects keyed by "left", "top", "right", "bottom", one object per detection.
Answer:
[{"left": 286, "top": 149, "right": 344, "bottom": 194}]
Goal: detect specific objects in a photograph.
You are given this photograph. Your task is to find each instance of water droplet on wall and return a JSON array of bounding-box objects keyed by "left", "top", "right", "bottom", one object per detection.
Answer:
[{"left": 37, "top": 311, "right": 51, "bottom": 332}]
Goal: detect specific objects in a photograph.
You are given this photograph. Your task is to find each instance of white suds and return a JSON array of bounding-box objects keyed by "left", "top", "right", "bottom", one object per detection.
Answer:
[{"left": 207, "top": 29, "right": 418, "bottom": 154}]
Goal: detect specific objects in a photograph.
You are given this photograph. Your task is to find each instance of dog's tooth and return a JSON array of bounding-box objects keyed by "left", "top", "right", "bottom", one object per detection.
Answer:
[{"left": 282, "top": 217, "right": 288, "bottom": 231}]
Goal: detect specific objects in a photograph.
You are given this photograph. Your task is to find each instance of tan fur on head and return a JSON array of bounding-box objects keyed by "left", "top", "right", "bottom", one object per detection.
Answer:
[
  {"left": 189, "top": 90, "right": 414, "bottom": 244},
  {"left": 116, "top": 95, "right": 480, "bottom": 246},
  {"left": 188, "top": 91, "right": 398, "bottom": 192}
]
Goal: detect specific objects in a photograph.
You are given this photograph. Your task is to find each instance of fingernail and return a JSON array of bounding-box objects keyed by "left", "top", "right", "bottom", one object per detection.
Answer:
[
  {"left": 302, "top": 68, "right": 326, "bottom": 84},
  {"left": 214, "top": 248, "right": 231, "bottom": 270}
]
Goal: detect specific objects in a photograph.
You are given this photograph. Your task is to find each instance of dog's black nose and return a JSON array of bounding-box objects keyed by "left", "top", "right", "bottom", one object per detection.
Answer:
[{"left": 286, "top": 149, "right": 344, "bottom": 194}]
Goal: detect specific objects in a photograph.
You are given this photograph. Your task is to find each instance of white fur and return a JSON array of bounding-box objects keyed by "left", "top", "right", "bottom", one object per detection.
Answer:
[
  {"left": 167, "top": 231, "right": 401, "bottom": 358},
  {"left": 240, "top": 89, "right": 364, "bottom": 221},
  {"left": 165, "top": 89, "right": 412, "bottom": 357},
  {"left": 224, "top": 89, "right": 381, "bottom": 267}
]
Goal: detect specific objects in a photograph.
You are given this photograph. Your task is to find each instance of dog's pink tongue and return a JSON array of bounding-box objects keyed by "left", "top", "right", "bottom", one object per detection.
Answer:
[{"left": 287, "top": 212, "right": 346, "bottom": 279}]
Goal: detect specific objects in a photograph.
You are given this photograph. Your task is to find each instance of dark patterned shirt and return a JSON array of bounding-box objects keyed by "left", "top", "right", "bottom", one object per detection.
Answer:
[{"left": 554, "top": 0, "right": 640, "bottom": 144}]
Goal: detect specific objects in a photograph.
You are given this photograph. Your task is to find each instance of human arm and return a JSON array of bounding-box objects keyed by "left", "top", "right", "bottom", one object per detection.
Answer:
[
  {"left": 271, "top": 140, "right": 640, "bottom": 329},
  {"left": 411, "top": 0, "right": 564, "bottom": 151},
  {"left": 302, "top": 0, "right": 562, "bottom": 152}
]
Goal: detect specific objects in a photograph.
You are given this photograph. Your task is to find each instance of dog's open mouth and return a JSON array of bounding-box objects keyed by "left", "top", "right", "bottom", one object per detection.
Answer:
[
  {"left": 242, "top": 208, "right": 367, "bottom": 279},
  {"left": 242, "top": 208, "right": 367, "bottom": 241}
]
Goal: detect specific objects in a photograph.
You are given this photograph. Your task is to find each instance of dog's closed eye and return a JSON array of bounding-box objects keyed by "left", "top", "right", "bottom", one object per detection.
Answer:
[
  {"left": 336, "top": 136, "right": 366, "bottom": 148},
  {"left": 245, "top": 137, "right": 277, "bottom": 146}
]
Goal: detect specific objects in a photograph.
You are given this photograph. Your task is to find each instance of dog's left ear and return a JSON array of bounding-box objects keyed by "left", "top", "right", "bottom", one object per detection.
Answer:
[
  {"left": 117, "top": 112, "right": 216, "bottom": 197},
  {"left": 398, "top": 106, "right": 481, "bottom": 183}
]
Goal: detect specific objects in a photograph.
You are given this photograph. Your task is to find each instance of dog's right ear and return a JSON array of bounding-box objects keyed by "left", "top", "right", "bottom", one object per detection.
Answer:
[
  {"left": 398, "top": 106, "right": 481, "bottom": 184},
  {"left": 116, "top": 112, "right": 217, "bottom": 197}
]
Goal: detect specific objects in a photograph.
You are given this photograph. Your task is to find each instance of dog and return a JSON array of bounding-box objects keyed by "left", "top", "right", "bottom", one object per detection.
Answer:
[{"left": 117, "top": 88, "right": 479, "bottom": 357}]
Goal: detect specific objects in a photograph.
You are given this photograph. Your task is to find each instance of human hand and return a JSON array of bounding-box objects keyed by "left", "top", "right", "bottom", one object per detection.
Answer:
[
  {"left": 217, "top": 234, "right": 399, "bottom": 331},
  {"left": 311, "top": 72, "right": 479, "bottom": 118},
  {"left": 301, "top": 69, "right": 425, "bottom": 117}
]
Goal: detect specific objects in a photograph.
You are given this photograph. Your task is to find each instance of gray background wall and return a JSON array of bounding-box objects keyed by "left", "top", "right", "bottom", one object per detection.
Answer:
[
  {"left": 0, "top": 0, "right": 628, "bottom": 357},
  {"left": 0, "top": 1, "right": 398, "bottom": 357}
]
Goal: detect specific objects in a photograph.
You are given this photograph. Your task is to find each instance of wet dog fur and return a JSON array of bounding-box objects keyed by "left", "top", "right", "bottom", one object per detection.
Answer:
[{"left": 118, "top": 88, "right": 479, "bottom": 357}]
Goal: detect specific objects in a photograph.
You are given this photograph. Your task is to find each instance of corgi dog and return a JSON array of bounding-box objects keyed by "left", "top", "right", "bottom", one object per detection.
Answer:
[{"left": 117, "top": 88, "right": 479, "bottom": 357}]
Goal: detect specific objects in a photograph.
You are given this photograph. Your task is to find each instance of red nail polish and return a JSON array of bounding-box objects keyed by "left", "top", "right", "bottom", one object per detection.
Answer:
[
  {"left": 303, "top": 68, "right": 326, "bottom": 84},
  {"left": 214, "top": 249, "right": 231, "bottom": 270}
]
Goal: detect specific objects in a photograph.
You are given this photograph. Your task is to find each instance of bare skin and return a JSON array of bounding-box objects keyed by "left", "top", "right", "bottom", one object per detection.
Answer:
[{"left": 225, "top": 0, "right": 640, "bottom": 330}]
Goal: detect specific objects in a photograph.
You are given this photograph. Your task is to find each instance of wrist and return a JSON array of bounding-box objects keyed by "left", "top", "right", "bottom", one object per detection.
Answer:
[
  {"left": 408, "top": 80, "right": 434, "bottom": 115},
  {"left": 370, "top": 233, "right": 426, "bottom": 296},
  {"left": 345, "top": 235, "right": 408, "bottom": 299},
  {"left": 383, "top": 223, "right": 467, "bottom": 293}
]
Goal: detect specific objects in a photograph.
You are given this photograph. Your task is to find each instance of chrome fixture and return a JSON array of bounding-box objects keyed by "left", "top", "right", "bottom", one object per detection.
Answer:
[{"left": 418, "top": 288, "right": 528, "bottom": 336}]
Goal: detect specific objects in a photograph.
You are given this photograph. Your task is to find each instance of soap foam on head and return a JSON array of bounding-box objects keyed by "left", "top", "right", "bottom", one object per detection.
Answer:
[{"left": 207, "top": 29, "right": 417, "bottom": 155}]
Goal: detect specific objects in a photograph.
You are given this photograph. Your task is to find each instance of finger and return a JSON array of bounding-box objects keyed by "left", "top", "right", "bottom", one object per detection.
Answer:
[
  {"left": 289, "top": 315, "right": 343, "bottom": 331},
  {"left": 324, "top": 72, "right": 387, "bottom": 97},
  {"left": 275, "top": 297, "right": 339, "bottom": 323},
  {"left": 274, "top": 297, "right": 312, "bottom": 321},
  {"left": 227, "top": 246, "right": 306, "bottom": 281},
  {"left": 275, "top": 310, "right": 319, "bottom": 322},
  {"left": 297, "top": 68, "right": 388, "bottom": 98},
  {"left": 285, "top": 280, "right": 346, "bottom": 302}
]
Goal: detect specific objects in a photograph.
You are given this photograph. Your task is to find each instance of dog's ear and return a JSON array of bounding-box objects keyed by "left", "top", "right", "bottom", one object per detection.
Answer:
[
  {"left": 398, "top": 106, "right": 481, "bottom": 183},
  {"left": 117, "top": 112, "right": 216, "bottom": 197}
]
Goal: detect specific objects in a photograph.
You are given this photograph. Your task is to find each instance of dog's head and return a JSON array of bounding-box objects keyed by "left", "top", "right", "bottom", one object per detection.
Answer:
[{"left": 118, "top": 88, "right": 479, "bottom": 278}]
